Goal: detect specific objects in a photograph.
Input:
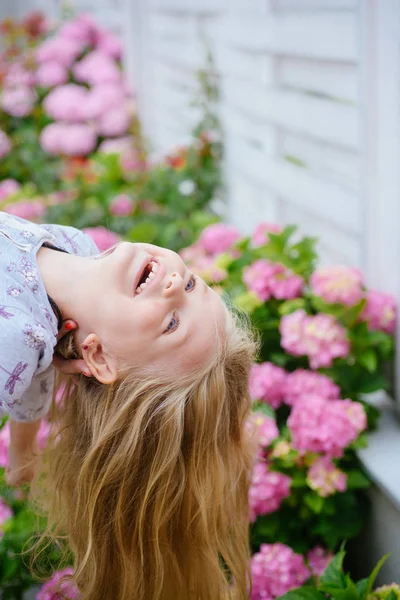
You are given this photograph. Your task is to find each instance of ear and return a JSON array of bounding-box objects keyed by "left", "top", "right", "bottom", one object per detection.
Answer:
[{"left": 81, "top": 335, "right": 119, "bottom": 384}]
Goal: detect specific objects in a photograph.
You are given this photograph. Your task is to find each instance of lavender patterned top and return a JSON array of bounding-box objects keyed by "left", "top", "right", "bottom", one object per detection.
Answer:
[{"left": 0, "top": 211, "right": 99, "bottom": 422}]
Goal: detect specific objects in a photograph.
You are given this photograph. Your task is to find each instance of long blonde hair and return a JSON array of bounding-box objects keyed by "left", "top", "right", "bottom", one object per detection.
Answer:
[{"left": 29, "top": 302, "right": 258, "bottom": 600}]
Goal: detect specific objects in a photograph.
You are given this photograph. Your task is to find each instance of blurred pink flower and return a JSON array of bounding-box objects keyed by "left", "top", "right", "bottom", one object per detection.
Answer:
[
  {"left": 307, "top": 546, "right": 333, "bottom": 578},
  {"left": 73, "top": 50, "right": 121, "bottom": 85},
  {"left": 245, "top": 412, "right": 279, "bottom": 455},
  {"left": 40, "top": 123, "right": 97, "bottom": 156},
  {"left": 0, "top": 424, "right": 10, "bottom": 467},
  {"left": 4, "top": 63, "right": 35, "bottom": 87},
  {"left": 58, "top": 13, "right": 98, "bottom": 44},
  {"left": 251, "top": 543, "right": 309, "bottom": 600},
  {"left": 252, "top": 222, "right": 283, "bottom": 247},
  {"left": 0, "top": 498, "right": 13, "bottom": 536},
  {"left": 244, "top": 259, "right": 304, "bottom": 301},
  {"left": 280, "top": 310, "right": 350, "bottom": 369},
  {"left": 36, "top": 37, "right": 83, "bottom": 67},
  {"left": 187, "top": 255, "right": 227, "bottom": 284},
  {"left": 98, "top": 136, "right": 133, "bottom": 154},
  {"left": 0, "top": 179, "right": 20, "bottom": 200},
  {"left": 288, "top": 395, "right": 367, "bottom": 458},
  {"left": 362, "top": 290, "right": 397, "bottom": 335},
  {"left": 5, "top": 200, "right": 46, "bottom": 220},
  {"left": 249, "top": 462, "right": 291, "bottom": 522},
  {"left": 307, "top": 456, "right": 347, "bottom": 497},
  {"left": 311, "top": 265, "right": 364, "bottom": 306},
  {"left": 1, "top": 86, "right": 36, "bottom": 117},
  {"left": 43, "top": 84, "right": 88, "bottom": 122},
  {"left": 97, "top": 106, "right": 131, "bottom": 137},
  {"left": 96, "top": 30, "right": 123, "bottom": 59},
  {"left": 109, "top": 194, "right": 135, "bottom": 216},
  {"left": 0, "top": 130, "right": 12, "bottom": 158},
  {"left": 250, "top": 362, "right": 287, "bottom": 409},
  {"left": 82, "top": 226, "right": 120, "bottom": 251},
  {"left": 36, "top": 61, "right": 68, "bottom": 87},
  {"left": 37, "top": 567, "right": 79, "bottom": 600},
  {"left": 83, "top": 83, "right": 127, "bottom": 120},
  {"left": 198, "top": 223, "right": 241, "bottom": 256},
  {"left": 284, "top": 369, "right": 340, "bottom": 407}
]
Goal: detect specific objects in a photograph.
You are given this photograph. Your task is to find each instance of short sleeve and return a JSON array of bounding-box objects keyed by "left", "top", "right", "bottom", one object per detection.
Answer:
[{"left": 0, "top": 309, "right": 55, "bottom": 422}]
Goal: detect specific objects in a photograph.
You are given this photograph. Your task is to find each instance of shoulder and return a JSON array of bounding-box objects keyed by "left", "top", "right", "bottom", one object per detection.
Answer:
[{"left": 40, "top": 223, "right": 100, "bottom": 257}]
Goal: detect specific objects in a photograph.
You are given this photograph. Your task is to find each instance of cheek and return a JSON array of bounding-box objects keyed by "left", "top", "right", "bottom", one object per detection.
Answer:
[{"left": 134, "top": 300, "right": 165, "bottom": 334}]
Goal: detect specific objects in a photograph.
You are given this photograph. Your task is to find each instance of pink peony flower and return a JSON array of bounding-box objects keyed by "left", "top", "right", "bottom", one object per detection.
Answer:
[
  {"left": 0, "top": 179, "right": 20, "bottom": 200},
  {"left": 82, "top": 226, "right": 120, "bottom": 251},
  {"left": 109, "top": 194, "right": 135, "bottom": 216},
  {"left": 1, "top": 86, "right": 36, "bottom": 117},
  {"left": 307, "top": 456, "right": 347, "bottom": 497},
  {"left": 243, "top": 260, "right": 303, "bottom": 302},
  {"left": 252, "top": 222, "right": 283, "bottom": 248},
  {"left": 73, "top": 50, "right": 121, "bottom": 85},
  {"left": 96, "top": 30, "right": 123, "bottom": 59},
  {"left": 5, "top": 200, "right": 46, "bottom": 220},
  {"left": 83, "top": 83, "right": 127, "bottom": 120},
  {"left": 362, "top": 290, "right": 397, "bottom": 335},
  {"left": 0, "top": 498, "right": 13, "bottom": 536},
  {"left": 284, "top": 369, "right": 340, "bottom": 407},
  {"left": 198, "top": 223, "right": 241, "bottom": 256},
  {"left": 40, "top": 123, "right": 97, "bottom": 156},
  {"left": 249, "top": 462, "right": 291, "bottom": 521},
  {"left": 36, "top": 37, "right": 83, "bottom": 67},
  {"left": 280, "top": 310, "right": 350, "bottom": 369},
  {"left": 58, "top": 13, "right": 99, "bottom": 44},
  {"left": 37, "top": 567, "right": 79, "bottom": 600},
  {"left": 36, "top": 61, "right": 68, "bottom": 87},
  {"left": 0, "top": 130, "right": 12, "bottom": 158},
  {"left": 307, "top": 546, "right": 333, "bottom": 578},
  {"left": 311, "top": 265, "right": 364, "bottom": 306},
  {"left": 96, "top": 106, "right": 131, "bottom": 137},
  {"left": 288, "top": 395, "right": 367, "bottom": 458},
  {"left": 251, "top": 543, "right": 310, "bottom": 600},
  {"left": 249, "top": 362, "right": 287, "bottom": 409},
  {"left": 245, "top": 412, "right": 279, "bottom": 456},
  {"left": 43, "top": 84, "right": 89, "bottom": 122}
]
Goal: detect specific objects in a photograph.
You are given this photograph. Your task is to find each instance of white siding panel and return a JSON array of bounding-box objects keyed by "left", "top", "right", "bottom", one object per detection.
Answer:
[
  {"left": 217, "top": 46, "right": 274, "bottom": 85},
  {"left": 221, "top": 108, "right": 276, "bottom": 155},
  {"left": 276, "top": 0, "right": 358, "bottom": 10},
  {"left": 227, "top": 175, "right": 280, "bottom": 234}
]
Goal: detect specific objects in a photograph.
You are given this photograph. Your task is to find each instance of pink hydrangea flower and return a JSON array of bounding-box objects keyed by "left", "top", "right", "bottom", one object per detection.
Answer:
[
  {"left": 251, "top": 543, "right": 310, "bottom": 599},
  {"left": 252, "top": 222, "right": 283, "bottom": 247},
  {"left": 40, "top": 123, "right": 97, "bottom": 156},
  {"left": 109, "top": 194, "right": 135, "bottom": 216},
  {"left": 0, "top": 498, "right": 13, "bottom": 536},
  {"left": 307, "top": 456, "right": 347, "bottom": 497},
  {"left": 73, "top": 50, "right": 121, "bottom": 85},
  {"left": 362, "top": 290, "right": 397, "bottom": 335},
  {"left": 311, "top": 265, "right": 364, "bottom": 306},
  {"left": 36, "top": 37, "right": 83, "bottom": 67},
  {"left": 284, "top": 369, "right": 340, "bottom": 407},
  {"left": 1, "top": 86, "right": 36, "bottom": 117},
  {"left": 249, "top": 462, "right": 291, "bottom": 521},
  {"left": 36, "top": 61, "right": 68, "bottom": 87},
  {"left": 243, "top": 260, "right": 304, "bottom": 302},
  {"left": 0, "top": 130, "right": 11, "bottom": 158},
  {"left": 0, "top": 424, "right": 10, "bottom": 467},
  {"left": 280, "top": 310, "right": 350, "bottom": 369},
  {"left": 189, "top": 255, "right": 227, "bottom": 284},
  {"left": 5, "top": 200, "right": 46, "bottom": 220},
  {"left": 245, "top": 412, "right": 279, "bottom": 456},
  {"left": 0, "top": 179, "right": 20, "bottom": 200},
  {"left": 4, "top": 63, "right": 35, "bottom": 87},
  {"left": 198, "top": 223, "right": 241, "bottom": 256},
  {"left": 83, "top": 84, "right": 127, "bottom": 120},
  {"left": 58, "top": 13, "right": 98, "bottom": 44},
  {"left": 96, "top": 106, "right": 131, "bottom": 137},
  {"left": 37, "top": 567, "right": 79, "bottom": 600},
  {"left": 82, "top": 226, "right": 120, "bottom": 251},
  {"left": 98, "top": 136, "right": 133, "bottom": 154},
  {"left": 96, "top": 30, "right": 123, "bottom": 59},
  {"left": 43, "top": 84, "right": 89, "bottom": 122},
  {"left": 307, "top": 546, "right": 333, "bottom": 578},
  {"left": 249, "top": 362, "right": 287, "bottom": 409},
  {"left": 288, "top": 395, "right": 367, "bottom": 458}
]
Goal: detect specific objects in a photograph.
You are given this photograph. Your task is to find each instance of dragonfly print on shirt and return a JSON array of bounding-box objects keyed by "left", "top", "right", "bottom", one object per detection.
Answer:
[
  {"left": 0, "top": 306, "right": 14, "bottom": 319},
  {"left": 0, "top": 361, "right": 29, "bottom": 396}
]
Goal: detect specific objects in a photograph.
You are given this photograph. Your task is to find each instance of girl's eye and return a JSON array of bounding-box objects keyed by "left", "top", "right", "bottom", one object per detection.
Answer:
[
  {"left": 164, "top": 312, "right": 180, "bottom": 335},
  {"left": 185, "top": 274, "right": 197, "bottom": 292}
]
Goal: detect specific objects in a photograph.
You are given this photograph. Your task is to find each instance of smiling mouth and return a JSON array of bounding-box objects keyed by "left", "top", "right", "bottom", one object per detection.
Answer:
[{"left": 135, "top": 259, "right": 159, "bottom": 295}]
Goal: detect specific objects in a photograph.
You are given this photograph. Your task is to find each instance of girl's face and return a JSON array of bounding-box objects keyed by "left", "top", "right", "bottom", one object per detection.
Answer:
[{"left": 87, "top": 242, "right": 226, "bottom": 375}]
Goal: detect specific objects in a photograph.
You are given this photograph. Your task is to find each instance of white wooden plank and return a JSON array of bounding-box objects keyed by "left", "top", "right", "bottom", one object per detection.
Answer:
[
  {"left": 227, "top": 175, "right": 280, "bottom": 235},
  {"left": 149, "top": 13, "right": 198, "bottom": 39},
  {"left": 149, "top": 0, "right": 227, "bottom": 13},
  {"left": 222, "top": 78, "right": 359, "bottom": 149},
  {"left": 150, "top": 38, "right": 205, "bottom": 69},
  {"left": 216, "top": 46, "right": 274, "bottom": 84},
  {"left": 225, "top": 133, "right": 362, "bottom": 233},
  {"left": 221, "top": 107, "right": 276, "bottom": 155},
  {"left": 276, "top": 0, "right": 358, "bottom": 10},
  {"left": 280, "top": 58, "right": 359, "bottom": 104},
  {"left": 224, "top": 13, "right": 358, "bottom": 61}
]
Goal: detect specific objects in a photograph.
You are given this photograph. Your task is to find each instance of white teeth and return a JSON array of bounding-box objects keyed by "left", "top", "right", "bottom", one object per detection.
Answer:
[
  {"left": 148, "top": 272, "right": 155, "bottom": 280},
  {"left": 135, "top": 260, "right": 158, "bottom": 295}
]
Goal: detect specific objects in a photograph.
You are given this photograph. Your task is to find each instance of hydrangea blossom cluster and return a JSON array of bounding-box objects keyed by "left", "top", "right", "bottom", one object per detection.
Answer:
[
  {"left": 37, "top": 567, "right": 79, "bottom": 600},
  {"left": 198, "top": 223, "right": 240, "bottom": 256},
  {"left": 310, "top": 265, "right": 364, "bottom": 306},
  {"left": 249, "top": 462, "right": 291, "bottom": 521},
  {"left": 5, "top": 199, "right": 47, "bottom": 220},
  {"left": 251, "top": 222, "right": 283, "bottom": 247},
  {"left": 245, "top": 412, "right": 279, "bottom": 457},
  {"left": 249, "top": 362, "right": 287, "bottom": 409},
  {"left": 280, "top": 309, "right": 350, "bottom": 369},
  {"left": 307, "top": 456, "right": 347, "bottom": 497},
  {"left": 82, "top": 226, "right": 120, "bottom": 251},
  {"left": 0, "top": 179, "right": 20, "bottom": 200},
  {"left": 362, "top": 290, "right": 397, "bottom": 335},
  {"left": 288, "top": 395, "right": 367, "bottom": 458},
  {"left": 109, "top": 193, "right": 135, "bottom": 216},
  {"left": 284, "top": 369, "right": 340, "bottom": 407},
  {"left": 250, "top": 543, "right": 310, "bottom": 599},
  {"left": 243, "top": 259, "right": 304, "bottom": 301},
  {"left": 307, "top": 546, "right": 333, "bottom": 578}
]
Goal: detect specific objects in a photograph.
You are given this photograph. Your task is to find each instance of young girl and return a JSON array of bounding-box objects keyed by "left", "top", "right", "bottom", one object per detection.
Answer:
[{"left": 0, "top": 211, "right": 257, "bottom": 600}]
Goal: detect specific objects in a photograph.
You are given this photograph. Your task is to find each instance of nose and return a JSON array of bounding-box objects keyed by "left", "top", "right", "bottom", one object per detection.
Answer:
[{"left": 163, "top": 272, "right": 184, "bottom": 298}]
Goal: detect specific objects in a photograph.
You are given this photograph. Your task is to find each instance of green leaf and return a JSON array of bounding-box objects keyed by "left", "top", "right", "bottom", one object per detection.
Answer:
[
  {"left": 346, "top": 470, "right": 370, "bottom": 490},
  {"left": 356, "top": 577, "right": 369, "bottom": 599},
  {"left": 385, "top": 591, "right": 398, "bottom": 600},
  {"left": 304, "top": 492, "right": 325, "bottom": 514},
  {"left": 278, "top": 588, "right": 326, "bottom": 600},
  {"left": 278, "top": 298, "right": 307, "bottom": 316},
  {"left": 320, "top": 550, "right": 346, "bottom": 588},
  {"left": 366, "top": 554, "right": 390, "bottom": 595},
  {"left": 358, "top": 349, "right": 377, "bottom": 373},
  {"left": 127, "top": 221, "right": 159, "bottom": 243},
  {"left": 251, "top": 402, "right": 275, "bottom": 418}
]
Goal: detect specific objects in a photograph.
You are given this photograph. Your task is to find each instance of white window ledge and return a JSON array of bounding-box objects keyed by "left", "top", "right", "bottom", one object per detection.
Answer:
[{"left": 358, "top": 393, "right": 400, "bottom": 511}]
